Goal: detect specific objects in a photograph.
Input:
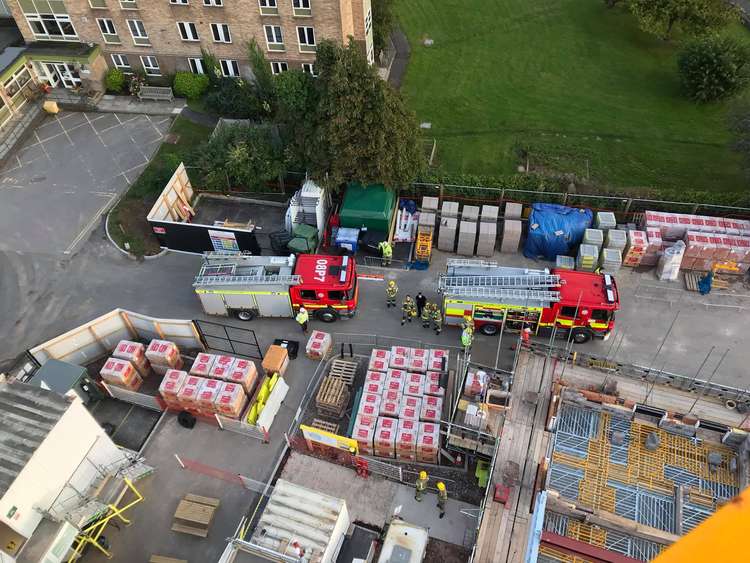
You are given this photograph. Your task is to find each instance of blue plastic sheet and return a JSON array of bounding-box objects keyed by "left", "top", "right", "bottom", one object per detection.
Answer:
[{"left": 523, "top": 204, "right": 593, "bottom": 261}]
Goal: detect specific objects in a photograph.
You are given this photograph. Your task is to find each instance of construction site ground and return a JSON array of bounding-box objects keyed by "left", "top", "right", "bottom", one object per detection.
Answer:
[{"left": 280, "top": 451, "right": 480, "bottom": 549}]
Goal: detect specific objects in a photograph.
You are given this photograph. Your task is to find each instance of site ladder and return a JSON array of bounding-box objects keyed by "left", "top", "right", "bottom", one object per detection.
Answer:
[
  {"left": 440, "top": 285, "right": 561, "bottom": 302},
  {"left": 415, "top": 231, "right": 433, "bottom": 261},
  {"left": 193, "top": 273, "right": 302, "bottom": 286}
]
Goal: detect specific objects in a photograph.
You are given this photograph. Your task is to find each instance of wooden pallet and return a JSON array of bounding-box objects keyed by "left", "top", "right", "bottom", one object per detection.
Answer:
[
  {"left": 328, "top": 359, "right": 357, "bottom": 385},
  {"left": 311, "top": 418, "right": 339, "bottom": 434},
  {"left": 316, "top": 376, "right": 350, "bottom": 417},
  {"left": 685, "top": 271, "right": 729, "bottom": 292},
  {"left": 171, "top": 494, "right": 220, "bottom": 538}
]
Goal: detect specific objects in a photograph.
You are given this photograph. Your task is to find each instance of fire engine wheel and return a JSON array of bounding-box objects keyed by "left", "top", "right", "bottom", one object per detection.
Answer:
[
  {"left": 571, "top": 329, "right": 592, "bottom": 344},
  {"left": 316, "top": 308, "right": 340, "bottom": 323},
  {"left": 479, "top": 324, "right": 499, "bottom": 336},
  {"left": 235, "top": 310, "right": 257, "bottom": 321}
]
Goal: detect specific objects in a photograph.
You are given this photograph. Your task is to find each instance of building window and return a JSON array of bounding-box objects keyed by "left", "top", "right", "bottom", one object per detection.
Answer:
[
  {"left": 120, "top": 0, "right": 138, "bottom": 8},
  {"left": 292, "top": 0, "right": 311, "bottom": 16},
  {"left": 270, "top": 61, "right": 288, "bottom": 75},
  {"left": 203, "top": 0, "right": 223, "bottom": 5},
  {"left": 187, "top": 57, "right": 204, "bottom": 74},
  {"left": 127, "top": 19, "right": 150, "bottom": 46},
  {"left": 264, "top": 25, "right": 284, "bottom": 51},
  {"left": 297, "top": 26, "right": 315, "bottom": 52},
  {"left": 367, "top": 42, "right": 374, "bottom": 65},
  {"left": 170, "top": 0, "right": 189, "bottom": 3},
  {"left": 177, "top": 21, "right": 199, "bottom": 41},
  {"left": 220, "top": 59, "right": 240, "bottom": 77},
  {"left": 111, "top": 54, "right": 131, "bottom": 70},
  {"left": 97, "top": 18, "right": 120, "bottom": 44},
  {"left": 210, "top": 23, "right": 231, "bottom": 43},
  {"left": 25, "top": 14, "right": 78, "bottom": 41},
  {"left": 89, "top": 0, "right": 107, "bottom": 8},
  {"left": 140, "top": 56, "right": 161, "bottom": 76},
  {"left": 365, "top": 8, "right": 372, "bottom": 34},
  {"left": 259, "top": 0, "right": 278, "bottom": 15},
  {"left": 301, "top": 62, "right": 316, "bottom": 76}
]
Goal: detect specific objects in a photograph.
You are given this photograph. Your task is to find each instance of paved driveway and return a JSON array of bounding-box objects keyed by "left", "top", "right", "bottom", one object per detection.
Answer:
[{"left": 0, "top": 111, "right": 171, "bottom": 254}]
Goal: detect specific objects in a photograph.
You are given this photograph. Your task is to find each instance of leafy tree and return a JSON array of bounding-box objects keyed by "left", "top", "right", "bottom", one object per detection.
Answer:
[
  {"left": 312, "top": 39, "right": 424, "bottom": 187},
  {"left": 371, "top": 0, "right": 396, "bottom": 60},
  {"left": 678, "top": 36, "right": 750, "bottom": 102},
  {"left": 629, "top": 0, "right": 737, "bottom": 40},
  {"left": 247, "top": 38, "right": 275, "bottom": 114},
  {"left": 200, "top": 48, "right": 221, "bottom": 85},
  {"left": 195, "top": 124, "right": 283, "bottom": 191},
  {"left": 274, "top": 69, "right": 319, "bottom": 169},
  {"left": 204, "top": 78, "right": 264, "bottom": 118}
]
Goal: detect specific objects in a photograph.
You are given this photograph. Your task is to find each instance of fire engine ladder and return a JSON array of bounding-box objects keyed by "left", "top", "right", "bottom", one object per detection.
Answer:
[
  {"left": 437, "top": 273, "right": 561, "bottom": 292},
  {"left": 446, "top": 258, "right": 498, "bottom": 268},
  {"left": 193, "top": 273, "right": 302, "bottom": 286},
  {"left": 441, "top": 285, "right": 561, "bottom": 302}
]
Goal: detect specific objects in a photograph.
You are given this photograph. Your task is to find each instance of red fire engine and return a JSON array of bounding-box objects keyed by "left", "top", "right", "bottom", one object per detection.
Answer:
[{"left": 439, "top": 262, "right": 619, "bottom": 344}]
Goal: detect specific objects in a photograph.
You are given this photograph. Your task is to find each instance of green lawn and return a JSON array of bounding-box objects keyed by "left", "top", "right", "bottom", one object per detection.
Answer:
[{"left": 395, "top": 0, "right": 749, "bottom": 193}]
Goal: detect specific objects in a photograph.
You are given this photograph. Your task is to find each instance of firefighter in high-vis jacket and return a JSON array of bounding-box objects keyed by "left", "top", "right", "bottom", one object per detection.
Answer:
[
  {"left": 401, "top": 295, "right": 416, "bottom": 326},
  {"left": 431, "top": 306, "right": 443, "bottom": 335},
  {"left": 415, "top": 471, "right": 429, "bottom": 501},
  {"left": 421, "top": 302, "right": 433, "bottom": 328},
  {"left": 378, "top": 240, "right": 393, "bottom": 266},
  {"left": 385, "top": 280, "right": 398, "bottom": 308}
]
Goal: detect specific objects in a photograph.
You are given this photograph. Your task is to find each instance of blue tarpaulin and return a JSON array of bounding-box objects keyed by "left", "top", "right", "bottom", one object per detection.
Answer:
[{"left": 523, "top": 204, "right": 593, "bottom": 261}]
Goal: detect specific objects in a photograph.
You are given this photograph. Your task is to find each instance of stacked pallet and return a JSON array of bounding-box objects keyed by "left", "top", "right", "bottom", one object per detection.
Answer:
[
  {"left": 306, "top": 331, "right": 332, "bottom": 360},
  {"left": 374, "top": 416, "right": 398, "bottom": 458},
  {"left": 176, "top": 375, "right": 203, "bottom": 409},
  {"left": 190, "top": 353, "right": 216, "bottom": 377},
  {"left": 426, "top": 349, "right": 449, "bottom": 373},
  {"left": 417, "top": 422, "right": 440, "bottom": 463},
  {"left": 599, "top": 248, "right": 622, "bottom": 274},
  {"left": 623, "top": 230, "right": 648, "bottom": 267},
  {"left": 583, "top": 228, "right": 604, "bottom": 249},
  {"left": 595, "top": 211, "right": 617, "bottom": 230},
  {"left": 368, "top": 349, "right": 390, "bottom": 372},
  {"left": 214, "top": 382, "right": 247, "bottom": 418},
  {"left": 389, "top": 348, "right": 409, "bottom": 370},
  {"left": 438, "top": 201, "right": 459, "bottom": 252},
  {"left": 159, "top": 370, "right": 187, "bottom": 409},
  {"left": 420, "top": 395, "right": 443, "bottom": 423},
  {"left": 576, "top": 244, "right": 598, "bottom": 272},
  {"left": 425, "top": 372, "right": 445, "bottom": 397},
  {"left": 209, "top": 355, "right": 235, "bottom": 380},
  {"left": 224, "top": 359, "right": 258, "bottom": 395},
  {"left": 359, "top": 393, "right": 382, "bottom": 417},
  {"left": 100, "top": 357, "right": 143, "bottom": 391},
  {"left": 196, "top": 378, "right": 223, "bottom": 414},
  {"left": 404, "top": 373, "right": 424, "bottom": 397},
  {"left": 396, "top": 418, "right": 418, "bottom": 462},
  {"left": 146, "top": 339, "right": 183, "bottom": 375},
  {"left": 316, "top": 376, "right": 350, "bottom": 418},
  {"left": 399, "top": 395, "right": 422, "bottom": 420},
  {"left": 682, "top": 231, "right": 750, "bottom": 273},
  {"left": 501, "top": 219, "right": 522, "bottom": 253},
  {"left": 605, "top": 229, "right": 627, "bottom": 251},
  {"left": 555, "top": 255, "right": 575, "bottom": 270},
  {"left": 112, "top": 340, "right": 150, "bottom": 377},
  {"left": 457, "top": 221, "right": 477, "bottom": 256},
  {"left": 380, "top": 389, "right": 401, "bottom": 417},
  {"left": 478, "top": 204, "right": 498, "bottom": 258}
]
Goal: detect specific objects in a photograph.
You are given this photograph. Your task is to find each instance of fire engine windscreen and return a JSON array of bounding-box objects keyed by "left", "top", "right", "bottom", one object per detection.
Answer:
[{"left": 523, "top": 204, "right": 593, "bottom": 261}]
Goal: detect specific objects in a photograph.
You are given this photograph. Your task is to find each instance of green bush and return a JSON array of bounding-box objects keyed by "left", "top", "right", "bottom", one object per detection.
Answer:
[
  {"left": 204, "top": 78, "right": 265, "bottom": 118},
  {"left": 678, "top": 37, "right": 750, "bottom": 103},
  {"left": 173, "top": 71, "right": 210, "bottom": 99},
  {"left": 104, "top": 67, "right": 126, "bottom": 93}
]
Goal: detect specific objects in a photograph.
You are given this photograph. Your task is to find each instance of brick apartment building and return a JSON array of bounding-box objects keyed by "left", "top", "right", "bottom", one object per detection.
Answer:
[{"left": 5, "top": 0, "right": 374, "bottom": 88}]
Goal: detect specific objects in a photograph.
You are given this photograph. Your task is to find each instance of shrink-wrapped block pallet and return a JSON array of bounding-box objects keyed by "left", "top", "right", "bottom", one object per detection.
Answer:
[
  {"left": 441, "top": 201, "right": 459, "bottom": 218},
  {"left": 417, "top": 422, "right": 440, "bottom": 463},
  {"left": 146, "top": 339, "right": 182, "bottom": 375},
  {"left": 159, "top": 369, "right": 186, "bottom": 408},
  {"left": 210, "top": 355, "right": 235, "bottom": 380},
  {"left": 177, "top": 375, "right": 204, "bottom": 409},
  {"left": 374, "top": 417, "right": 398, "bottom": 458},
  {"left": 353, "top": 425, "right": 374, "bottom": 456},
  {"left": 197, "top": 378, "right": 223, "bottom": 414},
  {"left": 399, "top": 396, "right": 422, "bottom": 421},
  {"left": 225, "top": 358, "right": 258, "bottom": 395},
  {"left": 306, "top": 330, "right": 332, "bottom": 359},
  {"left": 481, "top": 205, "right": 499, "bottom": 223},
  {"left": 556, "top": 255, "right": 575, "bottom": 270},
  {"left": 369, "top": 349, "right": 390, "bottom": 372},
  {"left": 501, "top": 219, "right": 522, "bottom": 253},
  {"left": 457, "top": 221, "right": 477, "bottom": 256},
  {"left": 100, "top": 357, "right": 143, "bottom": 391},
  {"left": 190, "top": 353, "right": 216, "bottom": 377},
  {"left": 438, "top": 217, "right": 457, "bottom": 252},
  {"left": 427, "top": 349, "right": 449, "bottom": 372},
  {"left": 214, "top": 382, "right": 247, "bottom": 418},
  {"left": 462, "top": 205, "right": 480, "bottom": 222},
  {"left": 112, "top": 340, "right": 150, "bottom": 377},
  {"left": 380, "top": 390, "right": 401, "bottom": 417},
  {"left": 359, "top": 393, "right": 381, "bottom": 417},
  {"left": 476, "top": 222, "right": 497, "bottom": 257},
  {"left": 366, "top": 370, "right": 386, "bottom": 385},
  {"left": 396, "top": 419, "right": 418, "bottom": 462},
  {"left": 606, "top": 229, "right": 627, "bottom": 250},
  {"left": 504, "top": 202, "right": 523, "bottom": 219},
  {"left": 595, "top": 211, "right": 617, "bottom": 230},
  {"left": 583, "top": 228, "right": 604, "bottom": 248},
  {"left": 420, "top": 395, "right": 443, "bottom": 423},
  {"left": 425, "top": 371, "right": 445, "bottom": 397}
]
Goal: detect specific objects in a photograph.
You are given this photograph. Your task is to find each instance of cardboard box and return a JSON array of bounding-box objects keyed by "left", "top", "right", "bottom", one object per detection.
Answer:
[{"left": 262, "top": 345, "right": 289, "bottom": 376}]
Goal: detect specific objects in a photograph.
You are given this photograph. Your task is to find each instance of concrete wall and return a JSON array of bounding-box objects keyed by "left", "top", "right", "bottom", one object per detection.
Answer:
[{"left": 0, "top": 398, "right": 124, "bottom": 539}]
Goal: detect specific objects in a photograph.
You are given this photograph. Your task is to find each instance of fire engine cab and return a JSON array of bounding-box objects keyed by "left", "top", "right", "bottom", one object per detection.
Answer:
[
  {"left": 194, "top": 253, "right": 358, "bottom": 322},
  {"left": 438, "top": 260, "right": 619, "bottom": 343}
]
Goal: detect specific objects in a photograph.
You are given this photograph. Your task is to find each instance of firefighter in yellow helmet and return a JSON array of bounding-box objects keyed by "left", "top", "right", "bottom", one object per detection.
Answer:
[
  {"left": 401, "top": 295, "right": 416, "bottom": 326},
  {"left": 378, "top": 240, "right": 393, "bottom": 267},
  {"left": 437, "top": 481, "right": 448, "bottom": 519},
  {"left": 461, "top": 315, "right": 474, "bottom": 333},
  {"left": 431, "top": 305, "right": 443, "bottom": 335},
  {"left": 421, "top": 301, "right": 433, "bottom": 328},
  {"left": 415, "top": 470, "right": 428, "bottom": 501},
  {"left": 385, "top": 280, "right": 398, "bottom": 308}
]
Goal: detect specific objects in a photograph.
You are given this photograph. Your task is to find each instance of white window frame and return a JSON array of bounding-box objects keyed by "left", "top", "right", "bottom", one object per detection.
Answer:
[
  {"left": 293, "top": 0, "right": 311, "bottom": 8},
  {"left": 259, "top": 0, "right": 277, "bottom": 6},
  {"left": 187, "top": 57, "right": 205, "bottom": 74},
  {"left": 301, "top": 62, "right": 316, "bottom": 76},
  {"left": 210, "top": 23, "right": 231, "bottom": 43},
  {"left": 140, "top": 55, "right": 161, "bottom": 76},
  {"left": 220, "top": 59, "right": 240, "bottom": 77},
  {"left": 365, "top": 8, "right": 372, "bottom": 34},
  {"left": 203, "top": 0, "right": 223, "bottom": 5},
  {"left": 127, "top": 19, "right": 149, "bottom": 42},
  {"left": 177, "top": 21, "right": 199, "bottom": 41},
  {"left": 170, "top": 0, "right": 189, "bottom": 4},
  {"left": 111, "top": 54, "right": 132, "bottom": 71},
  {"left": 270, "top": 61, "right": 288, "bottom": 75},
  {"left": 96, "top": 18, "right": 119, "bottom": 44},
  {"left": 25, "top": 13, "right": 78, "bottom": 41},
  {"left": 297, "top": 26, "right": 315, "bottom": 49},
  {"left": 264, "top": 25, "right": 283, "bottom": 49}
]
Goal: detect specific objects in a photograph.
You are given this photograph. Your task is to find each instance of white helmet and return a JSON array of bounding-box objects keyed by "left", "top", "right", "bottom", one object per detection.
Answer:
[{"left": 299, "top": 307, "right": 306, "bottom": 313}]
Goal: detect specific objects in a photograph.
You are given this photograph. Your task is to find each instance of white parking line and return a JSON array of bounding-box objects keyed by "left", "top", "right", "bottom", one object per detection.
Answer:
[{"left": 63, "top": 192, "right": 117, "bottom": 255}]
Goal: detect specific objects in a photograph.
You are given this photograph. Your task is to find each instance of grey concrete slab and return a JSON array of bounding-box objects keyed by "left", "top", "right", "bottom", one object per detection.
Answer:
[{"left": 0, "top": 110, "right": 170, "bottom": 255}]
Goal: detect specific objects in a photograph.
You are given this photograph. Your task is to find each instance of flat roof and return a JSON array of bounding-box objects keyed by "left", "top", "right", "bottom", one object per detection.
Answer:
[
  {"left": 294, "top": 254, "right": 354, "bottom": 289},
  {"left": 0, "top": 382, "right": 70, "bottom": 497}
]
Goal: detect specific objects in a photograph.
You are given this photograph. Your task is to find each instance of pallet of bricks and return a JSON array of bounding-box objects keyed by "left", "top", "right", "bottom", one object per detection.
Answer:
[
  {"left": 640, "top": 211, "right": 750, "bottom": 275},
  {"left": 351, "top": 347, "right": 446, "bottom": 463},
  {"left": 98, "top": 338, "right": 177, "bottom": 391},
  {"left": 157, "top": 351, "right": 259, "bottom": 419}
]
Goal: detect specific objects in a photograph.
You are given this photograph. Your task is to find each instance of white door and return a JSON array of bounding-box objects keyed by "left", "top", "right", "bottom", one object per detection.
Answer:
[{"left": 54, "top": 63, "right": 81, "bottom": 89}]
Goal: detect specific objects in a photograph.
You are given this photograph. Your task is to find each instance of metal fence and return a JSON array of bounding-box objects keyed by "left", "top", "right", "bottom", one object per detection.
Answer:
[
  {"left": 408, "top": 182, "right": 750, "bottom": 220},
  {"left": 101, "top": 382, "right": 164, "bottom": 411},
  {"left": 215, "top": 413, "right": 269, "bottom": 443}
]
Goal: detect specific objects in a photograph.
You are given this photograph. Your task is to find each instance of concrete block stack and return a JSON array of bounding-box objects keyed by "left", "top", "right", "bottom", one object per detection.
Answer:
[
  {"left": 353, "top": 347, "right": 447, "bottom": 461},
  {"left": 462, "top": 205, "right": 480, "bottom": 222},
  {"left": 112, "top": 340, "right": 150, "bottom": 378},
  {"left": 599, "top": 248, "right": 622, "bottom": 274},
  {"left": 583, "top": 228, "right": 604, "bottom": 249},
  {"left": 158, "top": 369, "right": 186, "bottom": 409},
  {"left": 146, "top": 339, "right": 183, "bottom": 375},
  {"left": 623, "top": 230, "right": 648, "bottom": 267},
  {"left": 100, "top": 357, "right": 143, "bottom": 391},
  {"left": 396, "top": 418, "right": 418, "bottom": 462},
  {"left": 605, "top": 229, "right": 627, "bottom": 251},
  {"left": 504, "top": 202, "right": 523, "bottom": 219},
  {"left": 595, "top": 211, "right": 617, "bottom": 230},
  {"left": 458, "top": 220, "right": 477, "bottom": 256},
  {"left": 682, "top": 231, "right": 750, "bottom": 272},
  {"left": 306, "top": 330, "right": 332, "bottom": 360},
  {"left": 476, "top": 222, "right": 497, "bottom": 257},
  {"left": 501, "top": 219, "right": 522, "bottom": 253},
  {"left": 421, "top": 196, "right": 439, "bottom": 212},
  {"left": 417, "top": 422, "right": 440, "bottom": 463},
  {"left": 481, "top": 205, "right": 499, "bottom": 223},
  {"left": 438, "top": 201, "right": 459, "bottom": 252},
  {"left": 576, "top": 244, "right": 599, "bottom": 272},
  {"left": 555, "top": 255, "right": 575, "bottom": 270}
]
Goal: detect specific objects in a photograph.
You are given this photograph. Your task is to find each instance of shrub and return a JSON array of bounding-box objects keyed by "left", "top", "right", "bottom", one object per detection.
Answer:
[
  {"left": 104, "top": 67, "right": 126, "bottom": 93},
  {"left": 204, "top": 78, "right": 265, "bottom": 118},
  {"left": 128, "top": 72, "right": 146, "bottom": 97},
  {"left": 678, "top": 36, "right": 750, "bottom": 103},
  {"left": 173, "top": 71, "right": 210, "bottom": 99}
]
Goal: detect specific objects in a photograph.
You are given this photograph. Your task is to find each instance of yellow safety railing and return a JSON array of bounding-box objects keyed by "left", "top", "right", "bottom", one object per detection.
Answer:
[{"left": 67, "top": 478, "right": 144, "bottom": 561}]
